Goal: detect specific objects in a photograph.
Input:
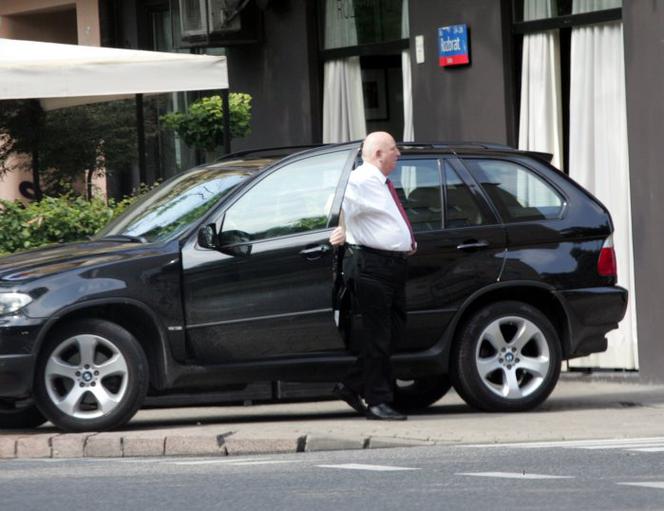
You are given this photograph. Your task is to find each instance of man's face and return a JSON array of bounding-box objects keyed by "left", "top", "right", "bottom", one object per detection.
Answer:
[{"left": 382, "top": 138, "right": 401, "bottom": 174}]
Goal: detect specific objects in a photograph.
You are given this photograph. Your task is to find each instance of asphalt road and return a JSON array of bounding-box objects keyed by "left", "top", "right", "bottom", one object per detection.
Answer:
[{"left": 4, "top": 437, "right": 664, "bottom": 511}]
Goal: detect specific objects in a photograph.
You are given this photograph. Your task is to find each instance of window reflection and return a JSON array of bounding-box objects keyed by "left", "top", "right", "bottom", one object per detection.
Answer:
[
  {"left": 464, "top": 159, "right": 563, "bottom": 222},
  {"left": 222, "top": 151, "right": 348, "bottom": 242},
  {"left": 390, "top": 160, "right": 443, "bottom": 232},
  {"left": 98, "top": 166, "right": 250, "bottom": 242},
  {"left": 444, "top": 163, "right": 490, "bottom": 228}
]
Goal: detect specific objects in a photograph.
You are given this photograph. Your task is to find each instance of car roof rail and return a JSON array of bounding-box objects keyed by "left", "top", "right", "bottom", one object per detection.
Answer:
[
  {"left": 522, "top": 150, "right": 554, "bottom": 163},
  {"left": 216, "top": 144, "right": 325, "bottom": 161},
  {"left": 397, "top": 141, "right": 553, "bottom": 163},
  {"left": 398, "top": 141, "right": 517, "bottom": 151}
]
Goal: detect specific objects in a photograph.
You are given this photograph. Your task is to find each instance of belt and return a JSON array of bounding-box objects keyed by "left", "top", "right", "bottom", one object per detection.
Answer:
[{"left": 347, "top": 244, "right": 409, "bottom": 260}]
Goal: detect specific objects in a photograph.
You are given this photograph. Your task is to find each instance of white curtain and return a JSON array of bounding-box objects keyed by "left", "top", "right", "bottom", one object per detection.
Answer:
[
  {"left": 401, "top": 0, "right": 414, "bottom": 141},
  {"left": 323, "top": 58, "right": 367, "bottom": 143},
  {"left": 518, "top": 0, "right": 563, "bottom": 170},
  {"left": 567, "top": 0, "right": 638, "bottom": 369},
  {"left": 322, "top": 0, "right": 366, "bottom": 143}
]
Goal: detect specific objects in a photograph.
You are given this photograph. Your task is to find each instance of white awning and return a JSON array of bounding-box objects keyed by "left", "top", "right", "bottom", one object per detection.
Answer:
[{"left": 0, "top": 38, "right": 228, "bottom": 110}]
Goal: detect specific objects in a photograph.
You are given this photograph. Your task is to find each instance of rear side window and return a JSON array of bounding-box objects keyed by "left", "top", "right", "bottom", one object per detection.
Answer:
[
  {"left": 390, "top": 159, "right": 442, "bottom": 232},
  {"left": 443, "top": 162, "right": 491, "bottom": 228},
  {"left": 463, "top": 159, "right": 564, "bottom": 222}
]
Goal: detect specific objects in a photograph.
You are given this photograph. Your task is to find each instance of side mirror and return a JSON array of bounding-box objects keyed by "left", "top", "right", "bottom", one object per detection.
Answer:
[{"left": 197, "top": 223, "right": 219, "bottom": 250}]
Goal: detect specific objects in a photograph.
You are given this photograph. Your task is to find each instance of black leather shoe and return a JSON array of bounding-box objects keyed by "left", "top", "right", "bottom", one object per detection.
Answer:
[
  {"left": 332, "top": 383, "right": 366, "bottom": 414},
  {"left": 366, "top": 403, "right": 407, "bottom": 421}
]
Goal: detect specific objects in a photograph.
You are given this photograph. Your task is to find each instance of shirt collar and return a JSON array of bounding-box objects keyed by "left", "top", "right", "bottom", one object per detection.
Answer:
[{"left": 364, "top": 162, "right": 388, "bottom": 183}]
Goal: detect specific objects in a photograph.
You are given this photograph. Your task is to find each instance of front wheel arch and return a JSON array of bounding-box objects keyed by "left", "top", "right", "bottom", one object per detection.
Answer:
[{"left": 34, "top": 299, "right": 172, "bottom": 391}]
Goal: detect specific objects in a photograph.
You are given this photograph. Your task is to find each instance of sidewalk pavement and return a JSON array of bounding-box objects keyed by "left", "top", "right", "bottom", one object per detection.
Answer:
[{"left": 2, "top": 374, "right": 664, "bottom": 460}]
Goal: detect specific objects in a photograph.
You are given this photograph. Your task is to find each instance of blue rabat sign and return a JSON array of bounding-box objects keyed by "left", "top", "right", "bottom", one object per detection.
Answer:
[{"left": 438, "top": 24, "right": 470, "bottom": 67}]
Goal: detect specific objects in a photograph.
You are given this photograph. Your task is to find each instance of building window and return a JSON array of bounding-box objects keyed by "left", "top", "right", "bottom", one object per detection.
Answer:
[
  {"left": 513, "top": 0, "right": 623, "bottom": 172},
  {"left": 321, "top": 0, "right": 404, "bottom": 49},
  {"left": 319, "top": 0, "right": 412, "bottom": 143}
]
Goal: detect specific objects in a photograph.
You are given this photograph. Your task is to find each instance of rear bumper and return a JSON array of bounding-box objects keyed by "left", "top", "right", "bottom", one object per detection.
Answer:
[
  {"left": 556, "top": 286, "right": 628, "bottom": 358},
  {"left": 0, "top": 354, "right": 34, "bottom": 397}
]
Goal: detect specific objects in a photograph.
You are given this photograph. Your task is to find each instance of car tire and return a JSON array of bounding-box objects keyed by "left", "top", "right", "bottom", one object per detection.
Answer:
[
  {"left": 0, "top": 400, "right": 47, "bottom": 429},
  {"left": 393, "top": 374, "right": 452, "bottom": 412},
  {"left": 452, "top": 301, "right": 561, "bottom": 412},
  {"left": 34, "top": 319, "right": 149, "bottom": 432}
]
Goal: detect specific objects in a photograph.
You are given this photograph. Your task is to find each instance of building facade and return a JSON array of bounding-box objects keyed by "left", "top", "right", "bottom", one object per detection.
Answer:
[{"left": 1, "top": 0, "right": 662, "bottom": 381}]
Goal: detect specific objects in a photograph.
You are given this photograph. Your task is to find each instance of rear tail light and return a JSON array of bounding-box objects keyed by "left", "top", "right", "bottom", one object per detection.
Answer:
[{"left": 597, "top": 235, "right": 617, "bottom": 278}]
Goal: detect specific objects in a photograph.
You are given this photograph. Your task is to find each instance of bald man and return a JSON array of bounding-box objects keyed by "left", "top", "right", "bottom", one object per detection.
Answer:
[{"left": 330, "top": 131, "right": 415, "bottom": 421}]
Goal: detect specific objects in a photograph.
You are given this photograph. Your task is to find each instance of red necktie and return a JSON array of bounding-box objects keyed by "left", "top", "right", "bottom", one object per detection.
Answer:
[{"left": 386, "top": 179, "right": 415, "bottom": 250}]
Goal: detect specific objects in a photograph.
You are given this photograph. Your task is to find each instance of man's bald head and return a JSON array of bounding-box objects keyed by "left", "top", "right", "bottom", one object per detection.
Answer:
[{"left": 361, "top": 131, "right": 400, "bottom": 176}]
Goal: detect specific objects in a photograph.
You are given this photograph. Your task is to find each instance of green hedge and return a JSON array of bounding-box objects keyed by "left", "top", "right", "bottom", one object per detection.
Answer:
[{"left": 0, "top": 195, "right": 134, "bottom": 256}]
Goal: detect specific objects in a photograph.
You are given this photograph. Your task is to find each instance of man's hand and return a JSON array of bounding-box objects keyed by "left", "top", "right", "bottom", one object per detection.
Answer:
[{"left": 329, "top": 226, "right": 346, "bottom": 246}]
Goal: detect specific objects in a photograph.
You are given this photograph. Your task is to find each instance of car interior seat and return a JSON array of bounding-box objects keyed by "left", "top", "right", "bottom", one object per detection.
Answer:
[{"left": 405, "top": 187, "right": 442, "bottom": 231}]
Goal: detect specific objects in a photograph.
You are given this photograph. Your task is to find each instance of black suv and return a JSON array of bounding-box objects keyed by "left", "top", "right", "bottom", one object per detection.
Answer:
[{"left": 0, "top": 143, "right": 627, "bottom": 432}]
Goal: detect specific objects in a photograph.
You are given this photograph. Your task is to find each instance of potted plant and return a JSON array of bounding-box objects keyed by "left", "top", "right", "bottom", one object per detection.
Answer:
[{"left": 161, "top": 93, "right": 252, "bottom": 161}]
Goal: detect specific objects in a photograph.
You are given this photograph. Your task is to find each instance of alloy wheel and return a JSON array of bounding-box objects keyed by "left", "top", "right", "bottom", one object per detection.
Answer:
[
  {"left": 474, "top": 316, "right": 550, "bottom": 400},
  {"left": 43, "top": 334, "right": 129, "bottom": 420}
]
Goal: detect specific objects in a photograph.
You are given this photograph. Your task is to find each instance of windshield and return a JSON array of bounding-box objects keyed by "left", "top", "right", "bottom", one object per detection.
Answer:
[{"left": 96, "top": 165, "right": 256, "bottom": 243}]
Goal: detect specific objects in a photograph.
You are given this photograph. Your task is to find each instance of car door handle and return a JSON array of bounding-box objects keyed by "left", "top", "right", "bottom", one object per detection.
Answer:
[
  {"left": 456, "top": 240, "right": 490, "bottom": 251},
  {"left": 299, "top": 244, "right": 331, "bottom": 259}
]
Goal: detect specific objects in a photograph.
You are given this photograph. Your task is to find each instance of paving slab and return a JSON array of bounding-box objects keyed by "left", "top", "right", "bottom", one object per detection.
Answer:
[
  {"left": 0, "top": 435, "right": 18, "bottom": 458},
  {"left": 52, "top": 434, "right": 90, "bottom": 458},
  {"left": 164, "top": 433, "right": 227, "bottom": 456},
  {"left": 122, "top": 435, "right": 166, "bottom": 457},
  {"left": 16, "top": 433, "right": 55, "bottom": 458},
  {"left": 224, "top": 436, "right": 301, "bottom": 455},
  {"left": 84, "top": 433, "right": 122, "bottom": 458},
  {"left": 304, "top": 435, "right": 366, "bottom": 452}
]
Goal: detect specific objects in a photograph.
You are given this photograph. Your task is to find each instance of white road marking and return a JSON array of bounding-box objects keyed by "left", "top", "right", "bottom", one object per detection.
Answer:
[
  {"left": 581, "top": 443, "right": 664, "bottom": 450},
  {"left": 457, "top": 472, "right": 573, "bottom": 480},
  {"left": 224, "top": 460, "right": 303, "bottom": 466},
  {"left": 173, "top": 458, "right": 270, "bottom": 465},
  {"left": 318, "top": 463, "right": 420, "bottom": 472},
  {"left": 113, "top": 459, "right": 171, "bottom": 463},
  {"left": 617, "top": 482, "right": 664, "bottom": 490},
  {"left": 464, "top": 437, "right": 664, "bottom": 452}
]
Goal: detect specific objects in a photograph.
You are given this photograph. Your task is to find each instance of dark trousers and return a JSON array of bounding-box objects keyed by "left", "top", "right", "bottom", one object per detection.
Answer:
[{"left": 342, "top": 247, "right": 408, "bottom": 406}]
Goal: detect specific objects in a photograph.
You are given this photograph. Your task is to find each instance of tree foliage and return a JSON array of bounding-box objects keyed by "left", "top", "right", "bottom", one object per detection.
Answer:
[
  {"left": 161, "top": 93, "right": 252, "bottom": 151},
  {"left": 0, "top": 99, "right": 137, "bottom": 198},
  {"left": 0, "top": 100, "right": 43, "bottom": 167},
  {"left": 40, "top": 100, "right": 138, "bottom": 195}
]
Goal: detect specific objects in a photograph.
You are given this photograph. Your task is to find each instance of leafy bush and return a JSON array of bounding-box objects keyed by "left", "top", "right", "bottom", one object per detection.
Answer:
[
  {"left": 161, "top": 93, "right": 252, "bottom": 151},
  {"left": 0, "top": 193, "right": 138, "bottom": 256}
]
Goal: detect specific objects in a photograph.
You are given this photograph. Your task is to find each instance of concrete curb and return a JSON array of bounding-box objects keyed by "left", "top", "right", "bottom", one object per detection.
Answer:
[
  {"left": 0, "top": 432, "right": 438, "bottom": 460},
  {"left": 2, "top": 380, "right": 664, "bottom": 461}
]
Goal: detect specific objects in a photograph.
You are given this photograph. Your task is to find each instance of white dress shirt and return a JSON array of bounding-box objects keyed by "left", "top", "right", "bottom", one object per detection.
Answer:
[{"left": 342, "top": 162, "right": 412, "bottom": 252}]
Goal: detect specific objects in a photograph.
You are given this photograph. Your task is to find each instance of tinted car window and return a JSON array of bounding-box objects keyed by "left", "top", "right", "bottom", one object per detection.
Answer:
[
  {"left": 390, "top": 159, "right": 442, "bottom": 232},
  {"left": 222, "top": 150, "right": 348, "bottom": 241},
  {"left": 97, "top": 165, "right": 252, "bottom": 242},
  {"left": 444, "top": 161, "right": 490, "bottom": 228},
  {"left": 464, "top": 159, "right": 564, "bottom": 222}
]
